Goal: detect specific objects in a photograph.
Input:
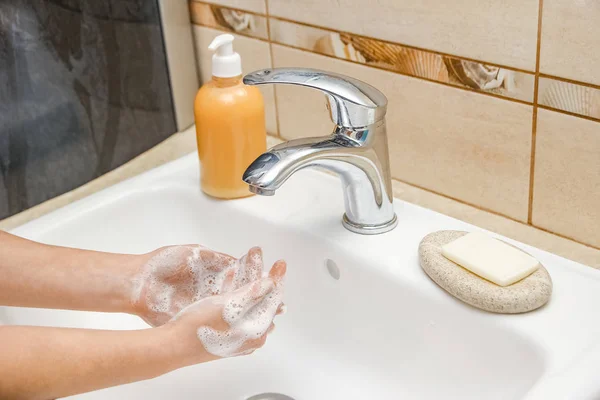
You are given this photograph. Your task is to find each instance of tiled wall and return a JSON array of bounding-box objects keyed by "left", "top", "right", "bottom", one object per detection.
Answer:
[{"left": 189, "top": 0, "right": 600, "bottom": 250}]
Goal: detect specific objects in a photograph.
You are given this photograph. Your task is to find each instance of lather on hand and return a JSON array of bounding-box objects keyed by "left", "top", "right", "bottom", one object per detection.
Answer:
[{"left": 131, "top": 245, "right": 268, "bottom": 327}]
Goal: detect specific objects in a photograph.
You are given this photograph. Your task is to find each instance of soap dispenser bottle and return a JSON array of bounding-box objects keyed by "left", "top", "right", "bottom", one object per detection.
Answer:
[{"left": 194, "top": 34, "right": 266, "bottom": 199}]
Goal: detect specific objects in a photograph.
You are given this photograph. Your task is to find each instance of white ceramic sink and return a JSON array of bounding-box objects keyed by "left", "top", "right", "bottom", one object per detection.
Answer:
[{"left": 2, "top": 153, "right": 600, "bottom": 399}]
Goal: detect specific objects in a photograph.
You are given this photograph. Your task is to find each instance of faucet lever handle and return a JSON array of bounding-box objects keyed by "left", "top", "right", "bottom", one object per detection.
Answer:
[{"left": 243, "top": 68, "right": 387, "bottom": 128}]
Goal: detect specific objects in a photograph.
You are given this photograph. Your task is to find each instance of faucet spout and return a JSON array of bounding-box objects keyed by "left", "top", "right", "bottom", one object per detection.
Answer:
[
  {"left": 248, "top": 185, "right": 275, "bottom": 196},
  {"left": 244, "top": 130, "right": 397, "bottom": 234}
]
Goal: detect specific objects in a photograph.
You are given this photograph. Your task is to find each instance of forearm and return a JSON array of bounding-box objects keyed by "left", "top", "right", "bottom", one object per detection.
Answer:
[
  {"left": 0, "top": 325, "right": 183, "bottom": 399},
  {"left": 0, "top": 231, "right": 141, "bottom": 313}
]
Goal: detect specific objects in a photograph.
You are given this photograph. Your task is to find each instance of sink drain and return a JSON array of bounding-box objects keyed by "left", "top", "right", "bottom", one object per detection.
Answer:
[{"left": 246, "top": 393, "right": 295, "bottom": 400}]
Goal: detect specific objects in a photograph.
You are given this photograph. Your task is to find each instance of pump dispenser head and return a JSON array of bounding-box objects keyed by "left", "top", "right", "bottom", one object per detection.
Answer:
[{"left": 208, "top": 34, "right": 242, "bottom": 78}]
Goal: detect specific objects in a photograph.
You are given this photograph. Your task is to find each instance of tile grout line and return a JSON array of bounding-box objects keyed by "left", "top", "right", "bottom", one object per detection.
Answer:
[
  {"left": 190, "top": 0, "right": 268, "bottom": 17},
  {"left": 391, "top": 177, "right": 600, "bottom": 252},
  {"left": 190, "top": 2, "right": 600, "bottom": 123},
  {"left": 268, "top": 15, "right": 536, "bottom": 75},
  {"left": 189, "top": 1, "right": 269, "bottom": 41},
  {"left": 263, "top": 0, "right": 282, "bottom": 138},
  {"left": 520, "top": 224, "right": 600, "bottom": 252},
  {"left": 191, "top": 2, "right": 600, "bottom": 98},
  {"left": 537, "top": 105, "right": 600, "bottom": 124},
  {"left": 190, "top": 0, "right": 600, "bottom": 122},
  {"left": 528, "top": 0, "right": 544, "bottom": 225},
  {"left": 199, "top": 22, "right": 600, "bottom": 117},
  {"left": 394, "top": 178, "right": 530, "bottom": 225},
  {"left": 191, "top": 22, "right": 270, "bottom": 42},
  {"left": 268, "top": 41, "right": 533, "bottom": 106},
  {"left": 538, "top": 73, "right": 600, "bottom": 91},
  {"left": 191, "top": 0, "right": 533, "bottom": 73},
  {"left": 192, "top": 16, "right": 534, "bottom": 106}
]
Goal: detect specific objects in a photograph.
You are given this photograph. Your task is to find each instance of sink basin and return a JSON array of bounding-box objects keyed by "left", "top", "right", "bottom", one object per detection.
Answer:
[{"left": 2, "top": 153, "right": 600, "bottom": 399}]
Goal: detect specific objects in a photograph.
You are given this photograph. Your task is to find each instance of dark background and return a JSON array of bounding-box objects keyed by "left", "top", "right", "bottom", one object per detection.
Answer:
[{"left": 0, "top": 0, "right": 177, "bottom": 219}]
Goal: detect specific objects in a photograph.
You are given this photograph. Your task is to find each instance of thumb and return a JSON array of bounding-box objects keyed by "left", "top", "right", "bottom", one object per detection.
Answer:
[{"left": 268, "top": 260, "right": 287, "bottom": 285}]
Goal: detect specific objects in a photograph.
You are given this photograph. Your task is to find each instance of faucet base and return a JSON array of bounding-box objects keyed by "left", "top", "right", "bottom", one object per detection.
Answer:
[{"left": 342, "top": 213, "right": 398, "bottom": 235}]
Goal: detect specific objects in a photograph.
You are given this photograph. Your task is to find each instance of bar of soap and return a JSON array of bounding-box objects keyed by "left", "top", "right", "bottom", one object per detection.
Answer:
[{"left": 441, "top": 232, "right": 540, "bottom": 286}]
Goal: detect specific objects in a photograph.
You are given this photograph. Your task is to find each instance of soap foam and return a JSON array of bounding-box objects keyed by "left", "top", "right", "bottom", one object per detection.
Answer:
[
  {"left": 131, "top": 246, "right": 188, "bottom": 314},
  {"left": 234, "top": 248, "right": 263, "bottom": 288},
  {"left": 186, "top": 278, "right": 284, "bottom": 358},
  {"left": 132, "top": 246, "right": 265, "bottom": 326},
  {"left": 186, "top": 246, "right": 237, "bottom": 302}
]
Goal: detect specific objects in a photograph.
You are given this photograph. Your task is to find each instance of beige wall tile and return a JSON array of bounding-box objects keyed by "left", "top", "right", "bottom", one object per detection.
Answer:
[
  {"left": 272, "top": 45, "right": 533, "bottom": 221},
  {"left": 268, "top": 0, "right": 538, "bottom": 71},
  {"left": 540, "top": 0, "right": 600, "bottom": 85},
  {"left": 532, "top": 109, "right": 600, "bottom": 248},
  {"left": 196, "top": 0, "right": 265, "bottom": 14},
  {"left": 192, "top": 25, "right": 277, "bottom": 135},
  {"left": 538, "top": 77, "right": 600, "bottom": 120}
]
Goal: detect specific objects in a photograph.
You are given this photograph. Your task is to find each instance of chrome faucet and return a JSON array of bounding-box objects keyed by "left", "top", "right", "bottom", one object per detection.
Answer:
[{"left": 242, "top": 68, "right": 397, "bottom": 235}]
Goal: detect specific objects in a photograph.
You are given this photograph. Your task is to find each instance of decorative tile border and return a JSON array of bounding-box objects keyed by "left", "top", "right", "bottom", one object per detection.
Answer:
[
  {"left": 188, "top": 1, "right": 600, "bottom": 123},
  {"left": 269, "top": 18, "right": 535, "bottom": 103},
  {"left": 538, "top": 76, "right": 600, "bottom": 121},
  {"left": 189, "top": 1, "right": 268, "bottom": 40}
]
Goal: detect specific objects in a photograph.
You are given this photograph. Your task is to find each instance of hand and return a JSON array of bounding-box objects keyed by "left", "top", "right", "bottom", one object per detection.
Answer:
[
  {"left": 131, "top": 245, "right": 265, "bottom": 327},
  {"left": 166, "top": 260, "right": 286, "bottom": 363}
]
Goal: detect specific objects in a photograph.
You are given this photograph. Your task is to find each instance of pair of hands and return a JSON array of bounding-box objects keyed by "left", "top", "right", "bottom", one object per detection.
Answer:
[{"left": 130, "top": 245, "right": 286, "bottom": 363}]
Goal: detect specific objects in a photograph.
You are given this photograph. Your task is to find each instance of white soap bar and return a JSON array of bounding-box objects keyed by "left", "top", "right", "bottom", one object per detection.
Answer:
[{"left": 441, "top": 232, "right": 540, "bottom": 287}]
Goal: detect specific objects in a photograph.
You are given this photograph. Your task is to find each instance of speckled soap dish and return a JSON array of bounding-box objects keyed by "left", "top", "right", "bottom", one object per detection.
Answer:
[{"left": 419, "top": 230, "right": 553, "bottom": 314}]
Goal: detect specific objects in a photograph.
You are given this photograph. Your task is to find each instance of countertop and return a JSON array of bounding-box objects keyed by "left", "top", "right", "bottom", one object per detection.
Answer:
[{"left": 1, "top": 126, "right": 598, "bottom": 269}]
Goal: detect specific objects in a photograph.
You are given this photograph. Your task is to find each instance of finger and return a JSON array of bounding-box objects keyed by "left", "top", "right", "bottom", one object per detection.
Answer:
[
  {"left": 240, "top": 247, "right": 263, "bottom": 286},
  {"left": 196, "top": 248, "right": 237, "bottom": 272},
  {"left": 239, "top": 332, "right": 269, "bottom": 353},
  {"left": 245, "top": 285, "right": 283, "bottom": 324},
  {"left": 234, "top": 253, "right": 247, "bottom": 286},
  {"left": 241, "top": 262, "right": 286, "bottom": 321},
  {"left": 233, "top": 348, "right": 255, "bottom": 357},
  {"left": 220, "top": 268, "right": 236, "bottom": 293},
  {"left": 276, "top": 303, "right": 287, "bottom": 315},
  {"left": 268, "top": 260, "right": 287, "bottom": 285},
  {"left": 225, "top": 279, "right": 274, "bottom": 321},
  {"left": 248, "top": 278, "right": 275, "bottom": 301}
]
